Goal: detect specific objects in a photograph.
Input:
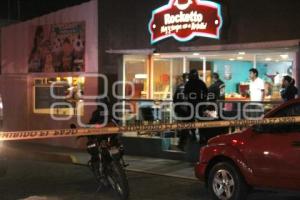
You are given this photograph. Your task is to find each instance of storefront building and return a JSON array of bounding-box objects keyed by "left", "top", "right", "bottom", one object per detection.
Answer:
[
  {"left": 96, "top": 0, "right": 300, "bottom": 151},
  {"left": 0, "top": 0, "right": 300, "bottom": 151},
  {"left": 99, "top": 0, "right": 300, "bottom": 92},
  {"left": 99, "top": 0, "right": 300, "bottom": 123}
]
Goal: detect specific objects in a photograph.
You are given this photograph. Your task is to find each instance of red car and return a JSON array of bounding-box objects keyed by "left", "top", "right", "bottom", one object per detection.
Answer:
[{"left": 195, "top": 98, "right": 300, "bottom": 200}]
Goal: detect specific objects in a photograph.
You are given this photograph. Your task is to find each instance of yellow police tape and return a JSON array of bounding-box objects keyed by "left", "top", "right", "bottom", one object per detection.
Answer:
[{"left": 0, "top": 116, "right": 298, "bottom": 141}]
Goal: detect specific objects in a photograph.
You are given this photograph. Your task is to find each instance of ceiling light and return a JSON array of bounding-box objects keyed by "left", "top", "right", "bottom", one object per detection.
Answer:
[
  {"left": 153, "top": 53, "right": 160, "bottom": 56},
  {"left": 193, "top": 53, "right": 200, "bottom": 56},
  {"left": 229, "top": 58, "right": 235, "bottom": 61},
  {"left": 135, "top": 74, "right": 148, "bottom": 79},
  {"left": 265, "top": 57, "right": 272, "bottom": 61},
  {"left": 280, "top": 54, "right": 289, "bottom": 59},
  {"left": 238, "top": 52, "right": 245, "bottom": 55},
  {"left": 237, "top": 56, "right": 243, "bottom": 60}
]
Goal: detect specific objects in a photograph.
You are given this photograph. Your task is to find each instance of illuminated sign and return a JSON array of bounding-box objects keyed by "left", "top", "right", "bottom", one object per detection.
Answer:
[{"left": 148, "top": 0, "right": 223, "bottom": 44}]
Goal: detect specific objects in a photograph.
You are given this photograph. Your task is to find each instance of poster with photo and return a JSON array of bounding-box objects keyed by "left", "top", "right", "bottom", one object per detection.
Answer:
[{"left": 28, "top": 22, "right": 85, "bottom": 73}]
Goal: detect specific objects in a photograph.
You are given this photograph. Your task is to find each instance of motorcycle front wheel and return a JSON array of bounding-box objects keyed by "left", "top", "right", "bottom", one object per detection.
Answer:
[{"left": 106, "top": 161, "right": 129, "bottom": 200}]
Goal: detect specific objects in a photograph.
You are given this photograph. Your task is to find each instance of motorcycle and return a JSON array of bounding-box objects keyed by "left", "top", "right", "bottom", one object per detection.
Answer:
[
  {"left": 72, "top": 96, "right": 129, "bottom": 199},
  {"left": 86, "top": 133, "right": 129, "bottom": 200}
]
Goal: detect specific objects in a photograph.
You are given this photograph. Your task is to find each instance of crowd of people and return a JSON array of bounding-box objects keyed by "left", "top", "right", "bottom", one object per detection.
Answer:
[
  {"left": 173, "top": 68, "right": 298, "bottom": 152},
  {"left": 173, "top": 69, "right": 225, "bottom": 151}
]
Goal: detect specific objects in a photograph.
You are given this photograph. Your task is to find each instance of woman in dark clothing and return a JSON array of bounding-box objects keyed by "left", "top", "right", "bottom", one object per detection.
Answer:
[{"left": 281, "top": 75, "right": 298, "bottom": 102}]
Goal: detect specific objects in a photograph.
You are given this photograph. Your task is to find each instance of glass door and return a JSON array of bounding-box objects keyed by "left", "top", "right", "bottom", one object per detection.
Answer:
[
  {"left": 152, "top": 59, "right": 171, "bottom": 100},
  {"left": 123, "top": 56, "right": 148, "bottom": 99}
]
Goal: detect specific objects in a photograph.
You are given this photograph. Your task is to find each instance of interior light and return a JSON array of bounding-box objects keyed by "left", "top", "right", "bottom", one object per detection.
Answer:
[
  {"left": 153, "top": 53, "right": 160, "bottom": 56},
  {"left": 280, "top": 54, "right": 289, "bottom": 59},
  {"left": 265, "top": 57, "right": 272, "bottom": 61},
  {"left": 66, "top": 77, "right": 73, "bottom": 85},
  {"left": 238, "top": 52, "right": 245, "bottom": 55},
  {"left": 237, "top": 56, "right": 243, "bottom": 60},
  {"left": 79, "top": 77, "right": 85, "bottom": 84},
  {"left": 135, "top": 74, "right": 148, "bottom": 79},
  {"left": 193, "top": 53, "right": 200, "bottom": 56},
  {"left": 229, "top": 58, "right": 235, "bottom": 61}
]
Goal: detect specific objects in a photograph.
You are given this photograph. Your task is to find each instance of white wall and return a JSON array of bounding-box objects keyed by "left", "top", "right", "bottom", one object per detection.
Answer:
[{"left": 0, "top": 0, "right": 99, "bottom": 148}]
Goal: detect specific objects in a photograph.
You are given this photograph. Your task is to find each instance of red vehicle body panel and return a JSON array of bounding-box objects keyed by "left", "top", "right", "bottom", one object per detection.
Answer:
[{"left": 195, "top": 99, "right": 300, "bottom": 191}]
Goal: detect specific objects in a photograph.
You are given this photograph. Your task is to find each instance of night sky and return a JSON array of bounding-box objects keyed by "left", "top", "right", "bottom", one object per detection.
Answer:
[{"left": 0, "top": 0, "right": 90, "bottom": 21}]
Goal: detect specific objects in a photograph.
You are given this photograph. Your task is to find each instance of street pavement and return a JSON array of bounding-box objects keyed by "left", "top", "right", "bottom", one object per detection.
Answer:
[{"left": 1, "top": 160, "right": 300, "bottom": 200}]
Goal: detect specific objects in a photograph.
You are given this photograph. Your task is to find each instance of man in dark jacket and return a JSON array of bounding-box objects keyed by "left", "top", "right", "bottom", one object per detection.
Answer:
[
  {"left": 184, "top": 69, "right": 208, "bottom": 119},
  {"left": 208, "top": 73, "right": 225, "bottom": 101},
  {"left": 184, "top": 69, "right": 208, "bottom": 143}
]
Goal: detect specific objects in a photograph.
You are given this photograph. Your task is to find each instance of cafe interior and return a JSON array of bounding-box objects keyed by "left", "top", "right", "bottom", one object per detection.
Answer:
[
  {"left": 120, "top": 49, "right": 296, "bottom": 131},
  {"left": 123, "top": 49, "right": 295, "bottom": 101}
]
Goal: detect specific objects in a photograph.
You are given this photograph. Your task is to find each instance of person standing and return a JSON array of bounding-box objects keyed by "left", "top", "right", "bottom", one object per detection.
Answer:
[
  {"left": 183, "top": 69, "right": 208, "bottom": 162},
  {"left": 248, "top": 68, "right": 265, "bottom": 118},
  {"left": 184, "top": 69, "right": 208, "bottom": 116},
  {"left": 208, "top": 73, "right": 225, "bottom": 101},
  {"left": 184, "top": 69, "right": 208, "bottom": 140},
  {"left": 249, "top": 68, "right": 265, "bottom": 102},
  {"left": 281, "top": 75, "right": 298, "bottom": 102}
]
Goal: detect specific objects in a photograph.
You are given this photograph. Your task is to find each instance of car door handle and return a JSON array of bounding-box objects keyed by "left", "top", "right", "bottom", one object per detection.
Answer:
[{"left": 292, "top": 141, "right": 300, "bottom": 147}]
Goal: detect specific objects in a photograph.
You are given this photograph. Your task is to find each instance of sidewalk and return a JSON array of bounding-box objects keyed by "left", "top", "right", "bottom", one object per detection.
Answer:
[{"left": 1, "top": 141, "right": 197, "bottom": 180}]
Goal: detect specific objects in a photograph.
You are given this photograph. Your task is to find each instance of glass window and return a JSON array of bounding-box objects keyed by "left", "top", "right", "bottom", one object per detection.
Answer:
[
  {"left": 152, "top": 58, "right": 184, "bottom": 100},
  {"left": 256, "top": 53, "right": 294, "bottom": 100},
  {"left": 153, "top": 59, "right": 171, "bottom": 100},
  {"left": 172, "top": 58, "right": 184, "bottom": 95},
  {"left": 33, "top": 77, "right": 84, "bottom": 116},
  {"left": 124, "top": 56, "right": 148, "bottom": 99},
  {"left": 205, "top": 54, "right": 255, "bottom": 100},
  {"left": 182, "top": 51, "right": 296, "bottom": 102}
]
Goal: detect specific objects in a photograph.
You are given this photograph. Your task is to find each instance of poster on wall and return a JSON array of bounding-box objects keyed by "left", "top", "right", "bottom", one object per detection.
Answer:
[{"left": 28, "top": 22, "right": 85, "bottom": 73}]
